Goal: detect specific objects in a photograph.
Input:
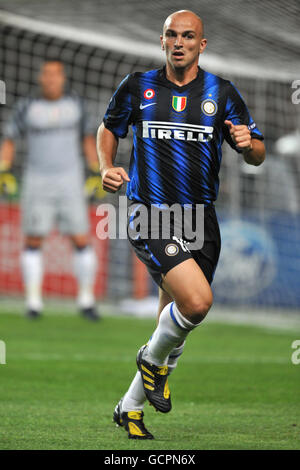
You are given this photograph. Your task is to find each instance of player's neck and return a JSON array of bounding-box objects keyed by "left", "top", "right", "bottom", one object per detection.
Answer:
[
  {"left": 165, "top": 63, "right": 199, "bottom": 87},
  {"left": 41, "top": 91, "right": 64, "bottom": 101}
]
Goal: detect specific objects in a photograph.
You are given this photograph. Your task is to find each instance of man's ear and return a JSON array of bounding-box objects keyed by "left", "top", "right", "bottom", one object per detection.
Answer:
[
  {"left": 160, "top": 35, "right": 165, "bottom": 51},
  {"left": 199, "top": 38, "right": 207, "bottom": 54}
]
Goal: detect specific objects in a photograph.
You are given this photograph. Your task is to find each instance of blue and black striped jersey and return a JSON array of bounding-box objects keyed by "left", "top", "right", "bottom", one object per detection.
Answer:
[{"left": 103, "top": 67, "right": 264, "bottom": 206}]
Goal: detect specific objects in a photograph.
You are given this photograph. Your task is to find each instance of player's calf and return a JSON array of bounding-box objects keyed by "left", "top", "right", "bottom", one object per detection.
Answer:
[
  {"left": 21, "top": 245, "right": 44, "bottom": 317},
  {"left": 167, "top": 341, "right": 185, "bottom": 373},
  {"left": 137, "top": 301, "right": 200, "bottom": 412}
]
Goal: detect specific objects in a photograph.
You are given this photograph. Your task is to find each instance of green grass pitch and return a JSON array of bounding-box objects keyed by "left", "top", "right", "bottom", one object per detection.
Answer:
[{"left": 0, "top": 311, "right": 299, "bottom": 450}]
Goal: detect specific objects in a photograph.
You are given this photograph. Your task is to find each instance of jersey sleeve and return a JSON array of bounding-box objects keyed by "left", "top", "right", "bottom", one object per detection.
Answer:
[
  {"left": 103, "top": 74, "right": 133, "bottom": 138},
  {"left": 3, "top": 98, "right": 28, "bottom": 139},
  {"left": 223, "top": 82, "right": 264, "bottom": 153}
]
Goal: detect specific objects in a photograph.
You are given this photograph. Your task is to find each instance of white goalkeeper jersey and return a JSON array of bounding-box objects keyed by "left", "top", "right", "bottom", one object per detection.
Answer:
[{"left": 4, "top": 93, "right": 95, "bottom": 180}]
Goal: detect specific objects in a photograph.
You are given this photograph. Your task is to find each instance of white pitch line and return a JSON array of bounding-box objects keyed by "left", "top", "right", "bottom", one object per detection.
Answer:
[
  {"left": 1, "top": 297, "right": 300, "bottom": 333},
  {"left": 6, "top": 353, "right": 291, "bottom": 365}
]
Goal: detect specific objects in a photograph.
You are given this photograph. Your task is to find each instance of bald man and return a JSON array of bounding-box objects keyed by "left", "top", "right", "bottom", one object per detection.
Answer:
[{"left": 97, "top": 10, "right": 265, "bottom": 439}]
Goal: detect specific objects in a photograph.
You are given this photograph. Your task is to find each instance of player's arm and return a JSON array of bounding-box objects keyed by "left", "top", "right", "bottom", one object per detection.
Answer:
[
  {"left": 242, "top": 138, "right": 265, "bottom": 166},
  {"left": 96, "top": 123, "right": 130, "bottom": 193},
  {"left": 224, "top": 120, "right": 265, "bottom": 166},
  {"left": 0, "top": 139, "right": 18, "bottom": 197},
  {"left": 97, "top": 74, "right": 132, "bottom": 192},
  {"left": 0, "top": 139, "right": 15, "bottom": 171},
  {"left": 82, "top": 135, "right": 100, "bottom": 173},
  {"left": 0, "top": 97, "right": 29, "bottom": 171}
]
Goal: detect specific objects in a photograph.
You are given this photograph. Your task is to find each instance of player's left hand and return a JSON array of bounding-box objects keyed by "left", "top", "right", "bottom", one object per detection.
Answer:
[
  {"left": 0, "top": 172, "right": 18, "bottom": 197},
  {"left": 224, "top": 120, "right": 252, "bottom": 153}
]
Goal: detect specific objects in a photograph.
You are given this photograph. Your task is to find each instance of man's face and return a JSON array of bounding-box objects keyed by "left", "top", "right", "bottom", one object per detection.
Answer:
[
  {"left": 160, "top": 12, "right": 207, "bottom": 71},
  {"left": 39, "top": 61, "right": 65, "bottom": 100}
]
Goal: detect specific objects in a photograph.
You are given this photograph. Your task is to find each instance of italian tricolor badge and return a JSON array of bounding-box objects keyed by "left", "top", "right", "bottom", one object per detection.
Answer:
[{"left": 172, "top": 96, "right": 187, "bottom": 112}]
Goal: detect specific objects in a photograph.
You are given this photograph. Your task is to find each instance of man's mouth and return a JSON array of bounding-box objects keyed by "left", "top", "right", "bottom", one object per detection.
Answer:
[{"left": 172, "top": 51, "right": 184, "bottom": 58}]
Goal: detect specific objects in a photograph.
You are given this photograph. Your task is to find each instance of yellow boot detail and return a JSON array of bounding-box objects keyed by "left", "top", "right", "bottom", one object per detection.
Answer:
[
  {"left": 141, "top": 364, "right": 155, "bottom": 377},
  {"left": 163, "top": 379, "right": 170, "bottom": 399},
  {"left": 127, "top": 411, "right": 142, "bottom": 420},
  {"left": 157, "top": 365, "right": 168, "bottom": 376},
  {"left": 128, "top": 422, "right": 147, "bottom": 437}
]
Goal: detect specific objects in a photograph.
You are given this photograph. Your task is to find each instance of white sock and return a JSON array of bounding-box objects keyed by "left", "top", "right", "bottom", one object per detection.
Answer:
[
  {"left": 167, "top": 341, "right": 186, "bottom": 373},
  {"left": 21, "top": 248, "right": 43, "bottom": 311},
  {"left": 121, "top": 303, "right": 193, "bottom": 413},
  {"left": 145, "top": 302, "right": 196, "bottom": 366},
  {"left": 122, "top": 371, "right": 146, "bottom": 412},
  {"left": 73, "top": 246, "right": 97, "bottom": 308},
  {"left": 121, "top": 340, "right": 186, "bottom": 412}
]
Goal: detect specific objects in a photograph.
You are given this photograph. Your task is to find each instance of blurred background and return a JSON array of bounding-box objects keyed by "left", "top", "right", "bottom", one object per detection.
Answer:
[{"left": 0, "top": 0, "right": 300, "bottom": 319}]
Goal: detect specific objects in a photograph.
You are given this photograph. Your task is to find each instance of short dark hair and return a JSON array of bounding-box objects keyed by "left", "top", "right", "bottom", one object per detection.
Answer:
[{"left": 43, "top": 56, "right": 64, "bottom": 66}]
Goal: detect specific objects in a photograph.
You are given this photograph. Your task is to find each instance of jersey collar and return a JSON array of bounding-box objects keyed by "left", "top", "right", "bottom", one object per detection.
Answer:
[{"left": 158, "top": 66, "right": 204, "bottom": 90}]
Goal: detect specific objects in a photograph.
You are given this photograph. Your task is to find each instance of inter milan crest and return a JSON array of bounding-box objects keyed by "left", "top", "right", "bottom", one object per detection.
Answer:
[
  {"left": 201, "top": 99, "right": 218, "bottom": 116},
  {"left": 165, "top": 244, "right": 179, "bottom": 256},
  {"left": 172, "top": 96, "right": 187, "bottom": 112}
]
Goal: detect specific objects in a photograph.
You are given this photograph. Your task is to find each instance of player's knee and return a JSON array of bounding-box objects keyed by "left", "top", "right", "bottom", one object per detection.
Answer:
[
  {"left": 178, "top": 292, "right": 213, "bottom": 325},
  {"left": 189, "top": 298, "right": 212, "bottom": 324},
  {"left": 70, "top": 234, "right": 89, "bottom": 249},
  {"left": 24, "top": 236, "right": 43, "bottom": 249}
]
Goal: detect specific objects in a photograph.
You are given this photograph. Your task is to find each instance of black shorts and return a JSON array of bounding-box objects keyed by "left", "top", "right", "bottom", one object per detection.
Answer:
[{"left": 127, "top": 200, "right": 221, "bottom": 287}]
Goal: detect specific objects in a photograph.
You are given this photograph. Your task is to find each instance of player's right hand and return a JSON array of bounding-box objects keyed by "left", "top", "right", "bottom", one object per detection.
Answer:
[{"left": 101, "top": 167, "right": 130, "bottom": 193}]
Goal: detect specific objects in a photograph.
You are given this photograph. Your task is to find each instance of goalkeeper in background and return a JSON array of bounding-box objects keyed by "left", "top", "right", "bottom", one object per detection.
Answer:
[{"left": 0, "top": 58, "right": 100, "bottom": 320}]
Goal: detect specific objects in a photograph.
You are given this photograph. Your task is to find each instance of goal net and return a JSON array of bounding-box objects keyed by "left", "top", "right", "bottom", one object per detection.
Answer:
[{"left": 0, "top": 5, "right": 299, "bottom": 312}]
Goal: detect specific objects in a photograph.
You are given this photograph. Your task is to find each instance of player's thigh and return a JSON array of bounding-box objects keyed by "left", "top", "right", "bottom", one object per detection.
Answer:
[
  {"left": 129, "top": 235, "right": 212, "bottom": 322},
  {"left": 21, "top": 192, "right": 56, "bottom": 237},
  {"left": 162, "top": 258, "right": 213, "bottom": 322},
  {"left": 57, "top": 192, "right": 89, "bottom": 236}
]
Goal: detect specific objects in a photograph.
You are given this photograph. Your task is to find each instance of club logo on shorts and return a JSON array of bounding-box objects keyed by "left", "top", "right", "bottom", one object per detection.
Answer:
[
  {"left": 201, "top": 99, "right": 218, "bottom": 116},
  {"left": 172, "top": 96, "right": 187, "bottom": 112},
  {"left": 165, "top": 244, "right": 179, "bottom": 256},
  {"left": 144, "top": 89, "right": 155, "bottom": 100}
]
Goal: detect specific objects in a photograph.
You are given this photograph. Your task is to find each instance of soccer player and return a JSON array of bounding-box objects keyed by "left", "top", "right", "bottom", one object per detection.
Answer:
[
  {"left": 0, "top": 59, "right": 100, "bottom": 320},
  {"left": 97, "top": 10, "right": 265, "bottom": 439}
]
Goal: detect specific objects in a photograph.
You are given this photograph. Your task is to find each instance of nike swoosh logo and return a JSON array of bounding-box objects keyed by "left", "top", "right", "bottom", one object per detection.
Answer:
[{"left": 140, "top": 102, "right": 157, "bottom": 110}]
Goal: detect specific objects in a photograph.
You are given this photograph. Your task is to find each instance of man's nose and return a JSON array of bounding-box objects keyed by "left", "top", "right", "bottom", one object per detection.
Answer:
[{"left": 174, "top": 35, "right": 183, "bottom": 47}]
